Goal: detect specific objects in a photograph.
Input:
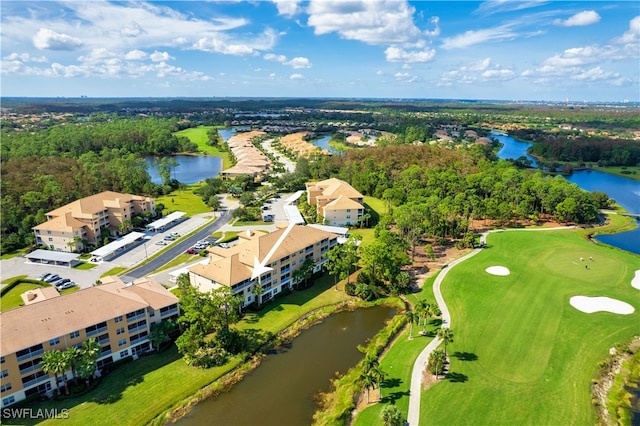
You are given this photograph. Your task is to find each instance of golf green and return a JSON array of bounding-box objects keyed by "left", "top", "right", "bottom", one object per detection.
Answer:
[{"left": 421, "top": 229, "right": 639, "bottom": 425}]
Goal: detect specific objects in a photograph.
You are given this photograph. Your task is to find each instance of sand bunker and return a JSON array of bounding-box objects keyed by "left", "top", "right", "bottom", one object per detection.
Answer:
[
  {"left": 570, "top": 296, "right": 635, "bottom": 315},
  {"left": 632, "top": 270, "right": 640, "bottom": 290},
  {"left": 485, "top": 266, "right": 510, "bottom": 276}
]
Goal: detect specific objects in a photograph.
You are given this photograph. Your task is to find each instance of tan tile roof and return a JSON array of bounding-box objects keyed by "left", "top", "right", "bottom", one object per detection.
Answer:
[
  {"left": 21, "top": 287, "right": 61, "bottom": 306},
  {"left": 189, "top": 225, "right": 337, "bottom": 285},
  {"left": 323, "top": 195, "right": 364, "bottom": 210},
  {"left": 0, "top": 277, "right": 177, "bottom": 356},
  {"left": 33, "top": 212, "right": 85, "bottom": 231},
  {"left": 306, "top": 178, "right": 363, "bottom": 200}
]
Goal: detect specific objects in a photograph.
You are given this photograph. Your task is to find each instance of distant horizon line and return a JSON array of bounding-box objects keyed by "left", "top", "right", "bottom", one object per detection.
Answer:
[{"left": 2, "top": 96, "right": 638, "bottom": 105}]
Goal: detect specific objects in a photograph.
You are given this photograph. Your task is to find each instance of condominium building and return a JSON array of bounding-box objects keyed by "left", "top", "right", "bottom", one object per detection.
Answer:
[
  {"left": 32, "top": 191, "right": 156, "bottom": 252},
  {"left": 0, "top": 276, "right": 178, "bottom": 408},
  {"left": 306, "top": 178, "right": 365, "bottom": 226},
  {"left": 221, "top": 131, "right": 271, "bottom": 180},
  {"left": 188, "top": 225, "right": 338, "bottom": 306}
]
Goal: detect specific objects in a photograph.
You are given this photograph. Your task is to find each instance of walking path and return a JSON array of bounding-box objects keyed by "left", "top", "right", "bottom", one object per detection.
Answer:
[{"left": 406, "top": 226, "right": 576, "bottom": 426}]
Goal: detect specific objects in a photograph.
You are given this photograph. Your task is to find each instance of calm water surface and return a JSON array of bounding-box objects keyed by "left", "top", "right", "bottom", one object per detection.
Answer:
[
  {"left": 176, "top": 306, "right": 395, "bottom": 426},
  {"left": 145, "top": 155, "right": 222, "bottom": 184}
]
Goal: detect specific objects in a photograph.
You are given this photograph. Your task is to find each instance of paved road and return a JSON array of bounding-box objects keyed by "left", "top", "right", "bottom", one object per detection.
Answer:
[
  {"left": 406, "top": 226, "right": 576, "bottom": 426},
  {"left": 127, "top": 212, "right": 233, "bottom": 278}
]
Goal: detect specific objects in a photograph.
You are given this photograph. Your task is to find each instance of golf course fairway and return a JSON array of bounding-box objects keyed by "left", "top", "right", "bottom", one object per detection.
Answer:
[{"left": 421, "top": 229, "right": 639, "bottom": 425}]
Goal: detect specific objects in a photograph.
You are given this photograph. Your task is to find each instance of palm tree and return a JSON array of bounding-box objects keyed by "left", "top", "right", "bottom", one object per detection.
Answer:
[
  {"left": 64, "top": 346, "right": 82, "bottom": 383},
  {"left": 416, "top": 300, "right": 432, "bottom": 334},
  {"left": 368, "top": 365, "right": 386, "bottom": 401},
  {"left": 362, "top": 354, "right": 379, "bottom": 373},
  {"left": 41, "top": 350, "right": 70, "bottom": 395},
  {"left": 78, "top": 338, "right": 101, "bottom": 386},
  {"left": 429, "top": 349, "right": 447, "bottom": 380},
  {"left": 360, "top": 371, "right": 376, "bottom": 403},
  {"left": 436, "top": 328, "right": 454, "bottom": 357},
  {"left": 405, "top": 311, "right": 418, "bottom": 339},
  {"left": 252, "top": 284, "right": 264, "bottom": 308}
]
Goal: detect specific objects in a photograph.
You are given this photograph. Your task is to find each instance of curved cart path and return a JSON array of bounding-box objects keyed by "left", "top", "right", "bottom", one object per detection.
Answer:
[{"left": 407, "top": 226, "right": 575, "bottom": 426}]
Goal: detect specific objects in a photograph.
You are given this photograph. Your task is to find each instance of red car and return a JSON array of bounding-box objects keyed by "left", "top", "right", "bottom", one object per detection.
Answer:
[{"left": 186, "top": 248, "right": 198, "bottom": 254}]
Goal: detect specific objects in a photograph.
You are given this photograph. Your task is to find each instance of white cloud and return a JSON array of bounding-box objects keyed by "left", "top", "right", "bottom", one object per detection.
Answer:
[
  {"left": 394, "top": 72, "right": 417, "bottom": 82},
  {"left": 553, "top": 10, "right": 600, "bottom": 27},
  {"left": 33, "top": 28, "right": 84, "bottom": 51},
  {"left": 120, "top": 21, "right": 146, "bottom": 37},
  {"left": 150, "top": 51, "right": 174, "bottom": 62},
  {"left": 3, "top": 52, "right": 47, "bottom": 63},
  {"left": 272, "top": 0, "right": 302, "bottom": 17},
  {"left": 385, "top": 47, "right": 435, "bottom": 63},
  {"left": 475, "top": 0, "right": 548, "bottom": 16},
  {"left": 616, "top": 16, "right": 640, "bottom": 44},
  {"left": 124, "top": 49, "right": 147, "bottom": 60},
  {"left": 285, "top": 57, "right": 312, "bottom": 68},
  {"left": 264, "top": 53, "right": 287, "bottom": 63},
  {"left": 441, "top": 57, "right": 515, "bottom": 85},
  {"left": 290, "top": 73, "right": 304, "bottom": 80},
  {"left": 269, "top": 72, "right": 276, "bottom": 79},
  {"left": 441, "top": 25, "right": 516, "bottom": 49}
]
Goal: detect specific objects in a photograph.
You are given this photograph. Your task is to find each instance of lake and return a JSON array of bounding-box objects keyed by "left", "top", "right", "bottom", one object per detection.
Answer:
[
  {"left": 175, "top": 305, "right": 395, "bottom": 425},
  {"left": 310, "top": 135, "right": 340, "bottom": 154},
  {"left": 146, "top": 155, "right": 222, "bottom": 184},
  {"left": 496, "top": 133, "right": 640, "bottom": 255}
]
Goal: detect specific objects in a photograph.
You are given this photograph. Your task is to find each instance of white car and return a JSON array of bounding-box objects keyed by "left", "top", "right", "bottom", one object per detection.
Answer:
[
  {"left": 59, "top": 281, "right": 76, "bottom": 290},
  {"left": 156, "top": 240, "right": 167, "bottom": 246}
]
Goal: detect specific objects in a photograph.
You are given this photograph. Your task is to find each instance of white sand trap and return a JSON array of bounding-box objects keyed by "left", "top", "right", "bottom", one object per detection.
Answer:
[
  {"left": 632, "top": 270, "right": 640, "bottom": 290},
  {"left": 485, "top": 266, "right": 510, "bottom": 276},
  {"left": 570, "top": 296, "right": 635, "bottom": 315}
]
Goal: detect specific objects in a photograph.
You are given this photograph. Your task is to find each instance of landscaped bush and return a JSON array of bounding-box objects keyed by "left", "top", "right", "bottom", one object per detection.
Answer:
[{"left": 0, "top": 277, "right": 48, "bottom": 296}]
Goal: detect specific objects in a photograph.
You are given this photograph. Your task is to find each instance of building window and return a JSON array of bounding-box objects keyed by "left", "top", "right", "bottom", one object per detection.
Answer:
[
  {"left": 70, "top": 330, "right": 80, "bottom": 339},
  {"left": 1, "top": 370, "right": 8, "bottom": 378},
  {"left": 119, "top": 350, "right": 129, "bottom": 358},
  {"left": 0, "top": 383, "right": 11, "bottom": 392},
  {"left": 49, "top": 337, "right": 60, "bottom": 346},
  {"left": 2, "top": 396, "right": 15, "bottom": 406},
  {"left": 118, "top": 339, "right": 127, "bottom": 347},
  {"left": 116, "top": 327, "right": 125, "bottom": 335},
  {"left": 115, "top": 316, "right": 123, "bottom": 323},
  {"left": 0, "top": 356, "right": 4, "bottom": 364},
  {"left": 48, "top": 238, "right": 53, "bottom": 242},
  {"left": 149, "top": 310, "right": 155, "bottom": 317}
]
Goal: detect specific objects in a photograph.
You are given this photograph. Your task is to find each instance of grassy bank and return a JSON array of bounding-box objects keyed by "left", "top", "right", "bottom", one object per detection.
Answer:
[
  {"left": 419, "top": 229, "right": 639, "bottom": 425},
  {"left": 155, "top": 184, "right": 210, "bottom": 216},
  {"left": 174, "top": 126, "right": 233, "bottom": 169},
  {"left": 597, "top": 165, "right": 640, "bottom": 181}
]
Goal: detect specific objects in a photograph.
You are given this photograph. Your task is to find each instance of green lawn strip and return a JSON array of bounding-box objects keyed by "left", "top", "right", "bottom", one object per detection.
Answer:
[
  {"left": 153, "top": 253, "right": 199, "bottom": 273},
  {"left": 174, "top": 126, "right": 233, "bottom": 168},
  {"left": 352, "top": 273, "right": 440, "bottom": 424},
  {"left": 73, "top": 262, "right": 97, "bottom": 270},
  {"left": 237, "top": 273, "right": 351, "bottom": 335},
  {"left": 100, "top": 267, "right": 127, "bottom": 278},
  {"left": 2, "top": 274, "right": 27, "bottom": 284},
  {"left": 216, "top": 231, "right": 240, "bottom": 244},
  {"left": 1, "top": 283, "right": 48, "bottom": 311},
  {"left": 232, "top": 221, "right": 267, "bottom": 226},
  {"left": 0, "top": 247, "right": 30, "bottom": 260},
  {"left": 156, "top": 185, "right": 211, "bottom": 216},
  {"left": 420, "top": 229, "right": 639, "bottom": 425},
  {"left": 24, "top": 348, "right": 241, "bottom": 426},
  {"left": 363, "top": 196, "right": 388, "bottom": 218},
  {"left": 594, "top": 165, "right": 640, "bottom": 181}
]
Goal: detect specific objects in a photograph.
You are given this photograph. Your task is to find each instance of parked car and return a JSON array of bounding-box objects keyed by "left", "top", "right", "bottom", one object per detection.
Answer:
[
  {"left": 49, "top": 277, "right": 65, "bottom": 286},
  {"left": 55, "top": 278, "right": 71, "bottom": 287},
  {"left": 59, "top": 281, "right": 76, "bottom": 290},
  {"left": 38, "top": 272, "right": 51, "bottom": 281},
  {"left": 186, "top": 248, "right": 198, "bottom": 254},
  {"left": 163, "top": 235, "right": 175, "bottom": 241},
  {"left": 156, "top": 240, "right": 167, "bottom": 246},
  {"left": 170, "top": 232, "right": 180, "bottom": 238},
  {"left": 44, "top": 274, "right": 60, "bottom": 283}
]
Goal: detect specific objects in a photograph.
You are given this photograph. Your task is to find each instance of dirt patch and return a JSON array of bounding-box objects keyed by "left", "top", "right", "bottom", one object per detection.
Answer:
[{"left": 353, "top": 387, "right": 382, "bottom": 413}]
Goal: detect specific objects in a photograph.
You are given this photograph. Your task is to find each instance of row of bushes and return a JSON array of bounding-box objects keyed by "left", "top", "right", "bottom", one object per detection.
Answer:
[{"left": 0, "top": 276, "right": 48, "bottom": 297}]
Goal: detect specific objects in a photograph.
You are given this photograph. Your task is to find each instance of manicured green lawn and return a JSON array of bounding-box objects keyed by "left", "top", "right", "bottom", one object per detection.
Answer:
[
  {"left": 593, "top": 165, "right": 640, "bottom": 181},
  {"left": 156, "top": 185, "right": 211, "bottom": 216},
  {"left": 174, "top": 126, "right": 233, "bottom": 169},
  {"left": 100, "top": 267, "right": 127, "bottom": 278},
  {"left": 420, "top": 229, "right": 639, "bottom": 425},
  {"left": 363, "top": 196, "right": 388, "bottom": 218},
  {"left": 73, "top": 262, "right": 97, "bottom": 270},
  {"left": 1, "top": 283, "right": 46, "bottom": 311}
]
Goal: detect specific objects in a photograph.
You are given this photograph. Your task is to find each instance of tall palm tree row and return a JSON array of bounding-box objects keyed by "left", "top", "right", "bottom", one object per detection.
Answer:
[
  {"left": 40, "top": 350, "right": 70, "bottom": 395},
  {"left": 436, "top": 327, "right": 454, "bottom": 356}
]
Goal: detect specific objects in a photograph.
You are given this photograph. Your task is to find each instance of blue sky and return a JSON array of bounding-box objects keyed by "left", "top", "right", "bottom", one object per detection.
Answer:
[{"left": 1, "top": 1, "right": 638, "bottom": 101}]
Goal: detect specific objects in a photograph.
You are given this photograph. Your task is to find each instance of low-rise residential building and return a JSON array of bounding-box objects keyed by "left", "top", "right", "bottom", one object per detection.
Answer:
[
  {"left": 221, "top": 131, "right": 271, "bottom": 180},
  {"left": 0, "top": 276, "right": 178, "bottom": 408},
  {"left": 305, "top": 178, "right": 365, "bottom": 226},
  {"left": 32, "top": 191, "right": 156, "bottom": 252},
  {"left": 188, "top": 225, "right": 338, "bottom": 306}
]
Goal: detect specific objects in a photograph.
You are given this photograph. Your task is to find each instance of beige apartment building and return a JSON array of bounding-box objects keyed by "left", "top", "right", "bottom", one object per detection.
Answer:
[
  {"left": 189, "top": 225, "right": 338, "bottom": 306},
  {"left": 306, "top": 178, "right": 365, "bottom": 226},
  {"left": 32, "top": 191, "right": 156, "bottom": 252},
  {"left": 221, "top": 131, "right": 271, "bottom": 180},
  {"left": 0, "top": 276, "right": 178, "bottom": 408}
]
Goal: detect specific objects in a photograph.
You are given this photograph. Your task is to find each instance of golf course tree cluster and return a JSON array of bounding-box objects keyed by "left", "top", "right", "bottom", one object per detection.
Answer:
[
  {"left": 40, "top": 338, "right": 102, "bottom": 396},
  {"left": 174, "top": 274, "right": 246, "bottom": 368},
  {"left": 324, "top": 234, "right": 361, "bottom": 289}
]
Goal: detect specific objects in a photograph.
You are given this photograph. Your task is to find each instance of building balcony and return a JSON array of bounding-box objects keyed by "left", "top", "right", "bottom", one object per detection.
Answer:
[
  {"left": 17, "top": 349, "right": 44, "bottom": 363},
  {"left": 86, "top": 327, "right": 108, "bottom": 337}
]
